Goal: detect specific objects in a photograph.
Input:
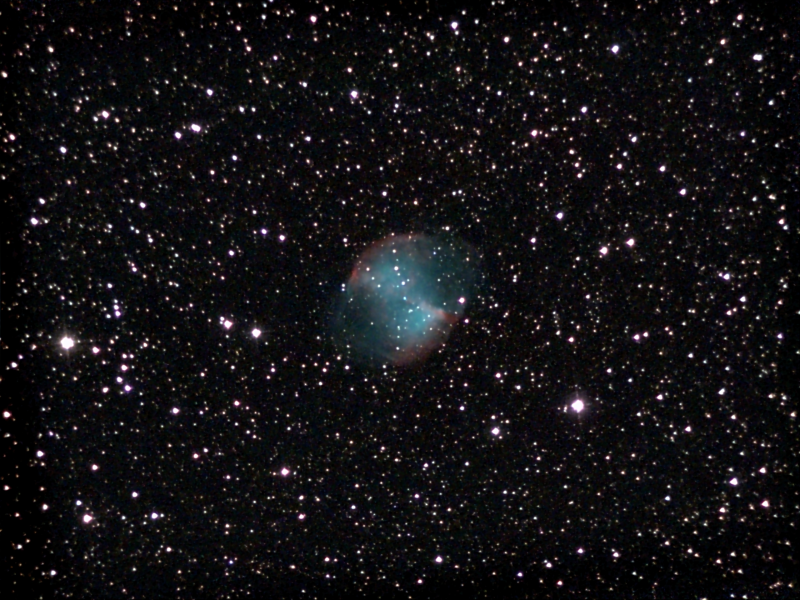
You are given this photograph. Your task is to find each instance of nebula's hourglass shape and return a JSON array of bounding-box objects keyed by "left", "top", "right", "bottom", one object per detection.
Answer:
[{"left": 331, "top": 233, "right": 480, "bottom": 366}]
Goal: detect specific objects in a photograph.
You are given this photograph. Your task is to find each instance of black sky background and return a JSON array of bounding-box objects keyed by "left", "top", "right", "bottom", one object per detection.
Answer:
[{"left": 1, "top": 0, "right": 796, "bottom": 598}]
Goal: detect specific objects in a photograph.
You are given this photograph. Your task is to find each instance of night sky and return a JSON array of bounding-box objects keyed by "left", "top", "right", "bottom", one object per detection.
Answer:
[{"left": 3, "top": 1, "right": 796, "bottom": 598}]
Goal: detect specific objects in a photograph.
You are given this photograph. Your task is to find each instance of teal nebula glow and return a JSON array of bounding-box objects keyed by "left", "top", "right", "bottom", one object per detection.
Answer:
[{"left": 331, "top": 233, "right": 480, "bottom": 367}]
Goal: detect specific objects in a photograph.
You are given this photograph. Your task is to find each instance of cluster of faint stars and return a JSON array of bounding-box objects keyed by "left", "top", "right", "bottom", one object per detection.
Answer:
[{"left": 11, "top": 5, "right": 785, "bottom": 596}]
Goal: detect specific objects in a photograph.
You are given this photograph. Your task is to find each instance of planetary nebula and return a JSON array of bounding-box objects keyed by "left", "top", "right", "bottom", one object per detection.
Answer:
[{"left": 331, "top": 233, "right": 480, "bottom": 367}]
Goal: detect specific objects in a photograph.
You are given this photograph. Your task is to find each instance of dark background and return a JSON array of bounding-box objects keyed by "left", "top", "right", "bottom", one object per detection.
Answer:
[{"left": 2, "top": 0, "right": 796, "bottom": 598}]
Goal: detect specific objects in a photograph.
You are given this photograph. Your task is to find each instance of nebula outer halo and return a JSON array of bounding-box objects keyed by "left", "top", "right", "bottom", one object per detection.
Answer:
[{"left": 332, "top": 234, "right": 478, "bottom": 367}]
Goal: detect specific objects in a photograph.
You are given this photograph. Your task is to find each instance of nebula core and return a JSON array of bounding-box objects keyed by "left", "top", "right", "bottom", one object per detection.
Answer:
[{"left": 331, "top": 233, "right": 480, "bottom": 366}]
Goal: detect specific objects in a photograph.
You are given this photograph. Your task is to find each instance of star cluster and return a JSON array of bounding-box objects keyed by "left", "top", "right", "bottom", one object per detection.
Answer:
[{"left": 2, "top": 1, "right": 795, "bottom": 598}]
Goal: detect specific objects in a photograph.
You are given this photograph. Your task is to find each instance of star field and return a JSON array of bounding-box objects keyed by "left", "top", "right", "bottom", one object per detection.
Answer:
[{"left": 2, "top": 1, "right": 796, "bottom": 598}]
